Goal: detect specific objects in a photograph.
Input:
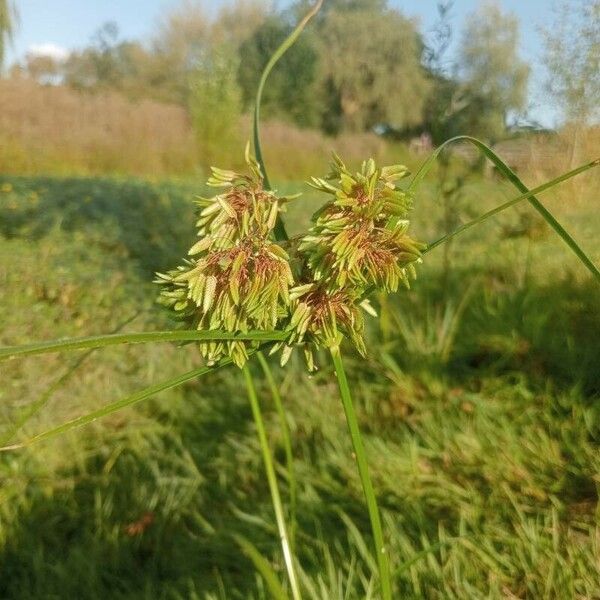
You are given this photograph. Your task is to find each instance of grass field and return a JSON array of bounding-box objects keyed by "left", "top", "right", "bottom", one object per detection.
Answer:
[{"left": 0, "top": 168, "right": 599, "bottom": 599}]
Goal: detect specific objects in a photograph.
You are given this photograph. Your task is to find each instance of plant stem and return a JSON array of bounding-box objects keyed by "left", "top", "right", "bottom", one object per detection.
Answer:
[
  {"left": 329, "top": 346, "right": 392, "bottom": 600},
  {"left": 242, "top": 365, "right": 302, "bottom": 600},
  {"left": 257, "top": 351, "right": 298, "bottom": 549},
  {"left": 253, "top": 0, "right": 323, "bottom": 242}
]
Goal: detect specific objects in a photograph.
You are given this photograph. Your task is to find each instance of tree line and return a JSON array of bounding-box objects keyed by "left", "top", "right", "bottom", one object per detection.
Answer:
[{"left": 4, "top": 0, "right": 599, "bottom": 150}]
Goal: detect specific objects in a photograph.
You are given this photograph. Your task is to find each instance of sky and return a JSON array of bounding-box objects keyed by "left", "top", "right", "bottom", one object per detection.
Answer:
[{"left": 6, "top": 0, "right": 563, "bottom": 127}]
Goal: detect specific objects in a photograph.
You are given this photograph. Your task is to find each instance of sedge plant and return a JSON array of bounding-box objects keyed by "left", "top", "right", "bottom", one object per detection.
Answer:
[{"left": 0, "top": 2, "right": 599, "bottom": 598}]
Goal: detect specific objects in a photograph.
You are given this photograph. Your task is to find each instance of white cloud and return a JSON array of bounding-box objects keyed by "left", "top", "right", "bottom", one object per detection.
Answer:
[{"left": 27, "top": 43, "right": 70, "bottom": 62}]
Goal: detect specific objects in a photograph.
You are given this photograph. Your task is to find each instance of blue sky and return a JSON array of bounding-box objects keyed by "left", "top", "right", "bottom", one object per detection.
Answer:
[{"left": 7, "top": 0, "right": 561, "bottom": 126}]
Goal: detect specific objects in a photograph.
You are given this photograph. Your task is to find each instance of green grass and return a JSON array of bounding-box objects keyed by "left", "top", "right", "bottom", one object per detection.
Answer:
[{"left": 0, "top": 173, "right": 599, "bottom": 598}]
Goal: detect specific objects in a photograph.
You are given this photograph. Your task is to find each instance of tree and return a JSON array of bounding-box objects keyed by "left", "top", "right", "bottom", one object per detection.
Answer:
[
  {"left": 151, "top": 0, "right": 267, "bottom": 105},
  {"left": 456, "top": 1, "right": 529, "bottom": 141},
  {"left": 542, "top": 0, "right": 600, "bottom": 125},
  {"left": 316, "top": 7, "right": 430, "bottom": 133},
  {"left": 0, "top": 0, "right": 17, "bottom": 72}
]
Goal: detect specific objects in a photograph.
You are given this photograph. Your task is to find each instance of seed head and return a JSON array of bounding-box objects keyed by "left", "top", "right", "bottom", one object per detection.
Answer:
[
  {"left": 282, "top": 154, "right": 424, "bottom": 369},
  {"left": 155, "top": 146, "right": 296, "bottom": 367}
]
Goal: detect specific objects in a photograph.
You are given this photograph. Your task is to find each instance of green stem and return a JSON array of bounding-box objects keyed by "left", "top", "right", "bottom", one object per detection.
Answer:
[
  {"left": 0, "top": 330, "right": 287, "bottom": 361},
  {"left": 253, "top": 0, "right": 323, "bottom": 241},
  {"left": 257, "top": 351, "right": 298, "bottom": 549},
  {"left": 242, "top": 365, "right": 301, "bottom": 600},
  {"left": 329, "top": 346, "right": 392, "bottom": 600}
]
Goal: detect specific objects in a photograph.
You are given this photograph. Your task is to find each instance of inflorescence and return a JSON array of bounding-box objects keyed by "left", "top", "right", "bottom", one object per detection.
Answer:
[{"left": 156, "top": 147, "right": 424, "bottom": 370}]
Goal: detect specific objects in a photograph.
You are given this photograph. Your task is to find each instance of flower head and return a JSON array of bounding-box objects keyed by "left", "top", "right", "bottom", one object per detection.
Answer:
[
  {"left": 156, "top": 146, "right": 296, "bottom": 367},
  {"left": 280, "top": 154, "right": 424, "bottom": 369}
]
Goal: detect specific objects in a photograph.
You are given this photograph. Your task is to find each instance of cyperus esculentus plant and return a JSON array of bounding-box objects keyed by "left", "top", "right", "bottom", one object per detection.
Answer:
[{"left": 0, "top": 0, "right": 599, "bottom": 599}]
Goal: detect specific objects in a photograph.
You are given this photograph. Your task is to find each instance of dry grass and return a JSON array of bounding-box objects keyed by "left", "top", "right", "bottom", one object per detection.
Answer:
[
  {"left": 0, "top": 79, "right": 410, "bottom": 180},
  {"left": 0, "top": 79, "right": 199, "bottom": 177}
]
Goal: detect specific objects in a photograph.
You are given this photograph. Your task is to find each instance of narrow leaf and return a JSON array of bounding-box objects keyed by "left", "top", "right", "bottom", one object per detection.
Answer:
[{"left": 0, "top": 330, "right": 288, "bottom": 362}]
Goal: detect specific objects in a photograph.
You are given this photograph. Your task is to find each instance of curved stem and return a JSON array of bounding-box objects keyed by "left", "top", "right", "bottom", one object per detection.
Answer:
[
  {"left": 257, "top": 351, "right": 298, "bottom": 549},
  {"left": 0, "top": 329, "right": 287, "bottom": 361},
  {"left": 242, "top": 365, "right": 302, "bottom": 600},
  {"left": 253, "top": 0, "right": 323, "bottom": 241},
  {"left": 402, "top": 135, "right": 599, "bottom": 281},
  {"left": 329, "top": 346, "right": 392, "bottom": 600}
]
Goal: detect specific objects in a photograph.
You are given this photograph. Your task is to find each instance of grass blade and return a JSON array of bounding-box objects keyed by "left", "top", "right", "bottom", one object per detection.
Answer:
[
  {"left": 243, "top": 365, "right": 302, "bottom": 600},
  {"left": 232, "top": 534, "right": 289, "bottom": 600},
  {"left": 253, "top": 0, "right": 323, "bottom": 241},
  {"left": 405, "top": 135, "right": 600, "bottom": 281},
  {"left": 0, "top": 329, "right": 287, "bottom": 362},
  {"left": 257, "top": 352, "right": 298, "bottom": 549},
  {"left": 0, "top": 357, "right": 235, "bottom": 451},
  {"left": 329, "top": 346, "right": 392, "bottom": 600},
  {"left": 0, "top": 311, "right": 142, "bottom": 446},
  {"left": 424, "top": 158, "right": 600, "bottom": 270}
]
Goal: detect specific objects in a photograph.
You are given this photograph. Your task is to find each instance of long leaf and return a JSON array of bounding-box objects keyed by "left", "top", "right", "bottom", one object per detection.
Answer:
[
  {"left": 330, "top": 346, "right": 392, "bottom": 600},
  {"left": 232, "top": 534, "right": 289, "bottom": 600},
  {"left": 404, "top": 135, "right": 599, "bottom": 280},
  {"left": 0, "top": 357, "right": 235, "bottom": 451},
  {"left": 253, "top": 0, "right": 323, "bottom": 241},
  {"left": 0, "top": 311, "right": 142, "bottom": 446},
  {"left": 424, "top": 158, "right": 600, "bottom": 264},
  {"left": 0, "top": 329, "right": 287, "bottom": 361}
]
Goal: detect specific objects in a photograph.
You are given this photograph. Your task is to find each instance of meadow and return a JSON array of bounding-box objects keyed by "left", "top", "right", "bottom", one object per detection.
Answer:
[{"left": 0, "top": 156, "right": 598, "bottom": 597}]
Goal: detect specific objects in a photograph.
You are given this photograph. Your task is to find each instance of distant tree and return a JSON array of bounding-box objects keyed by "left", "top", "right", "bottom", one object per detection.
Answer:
[
  {"left": 238, "top": 17, "right": 321, "bottom": 127},
  {"left": 316, "top": 7, "right": 430, "bottom": 133},
  {"left": 189, "top": 43, "right": 242, "bottom": 168},
  {"left": 541, "top": 0, "right": 600, "bottom": 125},
  {"left": 63, "top": 22, "right": 158, "bottom": 99},
  {"left": 456, "top": 1, "right": 529, "bottom": 141},
  {"left": 151, "top": 0, "right": 267, "bottom": 105},
  {"left": 0, "top": 0, "right": 17, "bottom": 72},
  {"left": 422, "top": 1, "right": 466, "bottom": 144},
  {"left": 293, "top": 0, "right": 386, "bottom": 19},
  {"left": 211, "top": 0, "right": 268, "bottom": 47},
  {"left": 24, "top": 53, "right": 62, "bottom": 85}
]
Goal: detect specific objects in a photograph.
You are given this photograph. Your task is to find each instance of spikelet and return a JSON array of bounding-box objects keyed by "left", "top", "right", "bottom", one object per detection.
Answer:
[
  {"left": 155, "top": 145, "right": 296, "bottom": 367},
  {"left": 281, "top": 154, "right": 425, "bottom": 370}
]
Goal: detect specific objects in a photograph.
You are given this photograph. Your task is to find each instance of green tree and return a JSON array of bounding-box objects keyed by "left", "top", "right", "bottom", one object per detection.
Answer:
[
  {"left": 317, "top": 7, "right": 430, "bottom": 133},
  {"left": 189, "top": 43, "right": 242, "bottom": 169},
  {"left": 238, "top": 17, "right": 321, "bottom": 127},
  {"left": 457, "top": 0, "right": 529, "bottom": 141},
  {"left": 542, "top": 0, "right": 600, "bottom": 125},
  {"left": 0, "top": 0, "right": 17, "bottom": 72}
]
